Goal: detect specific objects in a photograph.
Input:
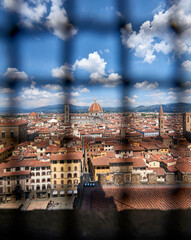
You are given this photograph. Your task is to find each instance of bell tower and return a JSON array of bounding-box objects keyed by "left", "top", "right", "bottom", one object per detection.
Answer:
[
  {"left": 159, "top": 105, "right": 164, "bottom": 136},
  {"left": 183, "top": 113, "right": 190, "bottom": 137},
  {"left": 65, "top": 104, "right": 70, "bottom": 125}
]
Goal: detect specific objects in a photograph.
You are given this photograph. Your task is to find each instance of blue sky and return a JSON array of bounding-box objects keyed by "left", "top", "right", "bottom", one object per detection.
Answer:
[{"left": 0, "top": 0, "right": 191, "bottom": 110}]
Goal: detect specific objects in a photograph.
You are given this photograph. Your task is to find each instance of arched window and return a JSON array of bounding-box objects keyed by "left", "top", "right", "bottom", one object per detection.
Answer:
[{"left": 67, "top": 173, "right": 72, "bottom": 178}]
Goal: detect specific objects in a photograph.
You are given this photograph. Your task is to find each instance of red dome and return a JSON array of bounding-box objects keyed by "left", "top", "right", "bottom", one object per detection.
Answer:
[
  {"left": 29, "top": 112, "right": 37, "bottom": 117},
  {"left": 88, "top": 99, "right": 103, "bottom": 112}
]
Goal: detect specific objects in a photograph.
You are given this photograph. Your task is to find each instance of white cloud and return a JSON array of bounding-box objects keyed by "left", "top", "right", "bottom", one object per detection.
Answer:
[
  {"left": 4, "top": 68, "right": 28, "bottom": 81},
  {"left": 2, "top": 0, "right": 48, "bottom": 28},
  {"left": 17, "top": 84, "right": 66, "bottom": 108},
  {"left": 182, "top": 60, "right": 191, "bottom": 72},
  {"left": 103, "top": 73, "right": 122, "bottom": 87},
  {"left": 79, "top": 87, "right": 90, "bottom": 93},
  {"left": 121, "top": 0, "right": 191, "bottom": 63},
  {"left": 20, "top": 87, "right": 53, "bottom": 100},
  {"left": 71, "top": 91, "right": 80, "bottom": 97},
  {"left": 104, "top": 49, "right": 110, "bottom": 53},
  {"left": 184, "top": 88, "right": 191, "bottom": 94},
  {"left": 0, "top": 87, "right": 15, "bottom": 94},
  {"left": 2, "top": 0, "right": 77, "bottom": 40},
  {"left": 125, "top": 96, "right": 135, "bottom": 103},
  {"left": 116, "top": 11, "right": 124, "bottom": 19},
  {"left": 134, "top": 80, "right": 158, "bottom": 89},
  {"left": 73, "top": 51, "right": 107, "bottom": 76},
  {"left": 30, "top": 81, "right": 36, "bottom": 89},
  {"left": 123, "top": 96, "right": 137, "bottom": 105},
  {"left": 51, "top": 64, "right": 74, "bottom": 81},
  {"left": 146, "top": 91, "right": 165, "bottom": 97},
  {"left": 184, "top": 81, "right": 191, "bottom": 87},
  {"left": 168, "top": 91, "right": 176, "bottom": 95},
  {"left": 71, "top": 85, "right": 90, "bottom": 93},
  {"left": 46, "top": 0, "right": 77, "bottom": 40},
  {"left": 43, "top": 84, "right": 63, "bottom": 91},
  {"left": 73, "top": 52, "right": 122, "bottom": 87},
  {"left": 69, "top": 98, "right": 89, "bottom": 106}
]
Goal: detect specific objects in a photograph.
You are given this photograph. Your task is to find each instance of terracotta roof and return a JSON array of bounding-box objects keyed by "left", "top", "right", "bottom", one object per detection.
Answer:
[
  {"left": 50, "top": 153, "right": 83, "bottom": 161},
  {"left": 106, "top": 150, "right": 115, "bottom": 158},
  {"left": 133, "top": 158, "right": 147, "bottom": 168},
  {"left": 176, "top": 163, "right": 191, "bottom": 173},
  {"left": 29, "top": 112, "right": 38, "bottom": 117},
  {"left": 88, "top": 99, "right": 103, "bottom": 112},
  {"left": 0, "top": 121, "right": 27, "bottom": 126},
  {"left": 3, "top": 170, "right": 31, "bottom": 177},
  {"left": 81, "top": 186, "right": 191, "bottom": 211},
  {"left": 151, "top": 167, "right": 166, "bottom": 176},
  {"left": 109, "top": 158, "right": 133, "bottom": 164},
  {"left": 91, "top": 156, "right": 109, "bottom": 166},
  {"left": 3, "top": 160, "right": 37, "bottom": 168},
  {"left": 114, "top": 145, "right": 132, "bottom": 151},
  {"left": 33, "top": 161, "right": 50, "bottom": 167},
  {"left": 45, "top": 145, "right": 60, "bottom": 153},
  {"left": 166, "top": 165, "right": 178, "bottom": 172},
  {"left": 131, "top": 146, "right": 145, "bottom": 151}
]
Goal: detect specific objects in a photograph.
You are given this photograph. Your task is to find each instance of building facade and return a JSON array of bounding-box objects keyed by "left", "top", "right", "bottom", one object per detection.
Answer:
[
  {"left": 50, "top": 153, "right": 83, "bottom": 196},
  {"left": 0, "top": 121, "right": 28, "bottom": 146}
]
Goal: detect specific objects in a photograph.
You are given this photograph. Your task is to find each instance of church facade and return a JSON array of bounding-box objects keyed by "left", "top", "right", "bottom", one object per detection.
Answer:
[{"left": 65, "top": 98, "right": 104, "bottom": 124}]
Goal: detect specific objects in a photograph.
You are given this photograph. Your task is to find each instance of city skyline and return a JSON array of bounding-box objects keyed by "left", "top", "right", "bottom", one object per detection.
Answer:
[{"left": 1, "top": 1, "right": 191, "bottom": 239}]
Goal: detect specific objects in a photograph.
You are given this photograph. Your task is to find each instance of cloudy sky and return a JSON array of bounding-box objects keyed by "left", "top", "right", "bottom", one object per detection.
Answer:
[{"left": 0, "top": 0, "right": 191, "bottom": 110}]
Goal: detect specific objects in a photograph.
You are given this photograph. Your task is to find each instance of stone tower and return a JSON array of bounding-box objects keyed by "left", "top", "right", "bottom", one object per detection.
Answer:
[
  {"left": 183, "top": 113, "right": 190, "bottom": 137},
  {"left": 159, "top": 105, "right": 164, "bottom": 136},
  {"left": 64, "top": 104, "right": 70, "bottom": 125}
]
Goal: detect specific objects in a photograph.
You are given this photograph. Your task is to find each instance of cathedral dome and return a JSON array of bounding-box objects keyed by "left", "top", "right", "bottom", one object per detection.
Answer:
[
  {"left": 88, "top": 98, "right": 103, "bottom": 112},
  {"left": 29, "top": 112, "right": 37, "bottom": 117}
]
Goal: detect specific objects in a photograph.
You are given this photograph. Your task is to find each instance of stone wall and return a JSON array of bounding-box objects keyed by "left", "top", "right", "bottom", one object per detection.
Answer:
[
  {"left": 114, "top": 173, "right": 125, "bottom": 185},
  {"left": 97, "top": 172, "right": 191, "bottom": 186},
  {"left": 98, "top": 173, "right": 108, "bottom": 185},
  {"left": 165, "top": 173, "right": 175, "bottom": 184},
  {"left": 131, "top": 174, "right": 141, "bottom": 185},
  {"left": 148, "top": 173, "right": 157, "bottom": 184},
  {"left": 182, "top": 173, "right": 191, "bottom": 184}
]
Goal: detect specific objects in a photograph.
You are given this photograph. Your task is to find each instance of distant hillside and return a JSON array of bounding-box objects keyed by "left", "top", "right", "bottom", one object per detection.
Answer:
[
  {"left": 0, "top": 102, "right": 190, "bottom": 114},
  {"left": 133, "top": 102, "right": 191, "bottom": 113},
  {"left": 33, "top": 104, "right": 89, "bottom": 113},
  {"left": 30, "top": 102, "right": 191, "bottom": 113}
]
